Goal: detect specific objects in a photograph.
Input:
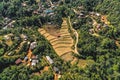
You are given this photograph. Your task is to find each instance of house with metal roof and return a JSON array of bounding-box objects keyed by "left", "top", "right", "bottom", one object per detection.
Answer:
[
  {"left": 30, "top": 42, "right": 37, "bottom": 50},
  {"left": 31, "top": 55, "right": 39, "bottom": 66},
  {"left": 53, "top": 66, "right": 59, "bottom": 73},
  {"left": 44, "top": 9, "right": 53, "bottom": 14},
  {"left": 46, "top": 56, "right": 54, "bottom": 64}
]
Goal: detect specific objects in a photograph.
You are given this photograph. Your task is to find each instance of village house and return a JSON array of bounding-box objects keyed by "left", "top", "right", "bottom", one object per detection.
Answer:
[
  {"left": 24, "top": 56, "right": 28, "bottom": 61},
  {"left": 73, "top": 21, "right": 77, "bottom": 24},
  {"left": 79, "top": 13, "right": 84, "bottom": 17},
  {"left": 96, "top": 24, "right": 102, "bottom": 31},
  {"left": 3, "top": 20, "right": 15, "bottom": 29},
  {"left": 44, "top": 9, "right": 53, "bottom": 14},
  {"left": 95, "top": 13, "right": 100, "bottom": 16},
  {"left": 6, "top": 20, "right": 15, "bottom": 28},
  {"left": 8, "top": 52, "right": 12, "bottom": 56},
  {"left": 21, "top": 34, "right": 28, "bottom": 41},
  {"left": 30, "top": 41, "right": 37, "bottom": 50},
  {"left": 33, "top": 10, "right": 39, "bottom": 14},
  {"left": 7, "top": 51, "right": 15, "bottom": 56},
  {"left": 15, "top": 58, "right": 22, "bottom": 65},
  {"left": 46, "top": 56, "right": 54, "bottom": 64},
  {"left": 48, "top": 12, "right": 54, "bottom": 16},
  {"left": 53, "top": 66, "right": 59, "bottom": 73},
  {"left": 21, "top": 2, "right": 27, "bottom": 7},
  {"left": 77, "top": 11, "right": 85, "bottom": 18},
  {"left": 4, "top": 35, "right": 10, "bottom": 40},
  {"left": 89, "top": 29, "right": 94, "bottom": 34},
  {"left": 31, "top": 55, "right": 39, "bottom": 66}
]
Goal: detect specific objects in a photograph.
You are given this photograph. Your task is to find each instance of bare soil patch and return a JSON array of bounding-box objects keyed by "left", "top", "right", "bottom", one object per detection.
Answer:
[{"left": 44, "top": 25, "right": 61, "bottom": 37}]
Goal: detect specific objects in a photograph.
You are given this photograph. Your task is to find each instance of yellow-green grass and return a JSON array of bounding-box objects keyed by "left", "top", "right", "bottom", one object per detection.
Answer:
[
  {"left": 15, "top": 41, "right": 26, "bottom": 53},
  {"left": 5, "top": 39, "right": 13, "bottom": 46},
  {"left": 61, "top": 52, "right": 74, "bottom": 62},
  {"left": 0, "top": 36, "right": 3, "bottom": 40},
  {"left": 77, "top": 59, "right": 94, "bottom": 68}
]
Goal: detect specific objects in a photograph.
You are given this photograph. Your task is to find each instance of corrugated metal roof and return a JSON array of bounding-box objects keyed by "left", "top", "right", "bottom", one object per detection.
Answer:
[{"left": 46, "top": 56, "right": 54, "bottom": 64}]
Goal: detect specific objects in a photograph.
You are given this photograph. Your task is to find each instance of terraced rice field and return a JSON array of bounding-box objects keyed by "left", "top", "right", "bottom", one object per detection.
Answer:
[
  {"left": 38, "top": 18, "right": 75, "bottom": 62},
  {"left": 38, "top": 18, "right": 94, "bottom": 68}
]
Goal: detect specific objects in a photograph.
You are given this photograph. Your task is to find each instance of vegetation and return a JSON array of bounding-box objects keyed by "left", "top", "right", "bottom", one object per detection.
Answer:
[{"left": 0, "top": 0, "right": 120, "bottom": 80}]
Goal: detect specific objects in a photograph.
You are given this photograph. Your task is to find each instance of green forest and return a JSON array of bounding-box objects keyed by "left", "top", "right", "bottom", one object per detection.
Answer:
[{"left": 0, "top": 0, "right": 120, "bottom": 80}]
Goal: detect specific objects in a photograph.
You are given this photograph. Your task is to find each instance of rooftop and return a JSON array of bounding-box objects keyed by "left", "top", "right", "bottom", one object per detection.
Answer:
[
  {"left": 46, "top": 56, "right": 54, "bottom": 64},
  {"left": 15, "top": 58, "right": 22, "bottom": 65}
]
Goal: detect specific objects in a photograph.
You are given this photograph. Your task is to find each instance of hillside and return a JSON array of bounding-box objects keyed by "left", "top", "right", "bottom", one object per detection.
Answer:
[{"left": 0, "top": 0, "right": 120, "bottom": 80}]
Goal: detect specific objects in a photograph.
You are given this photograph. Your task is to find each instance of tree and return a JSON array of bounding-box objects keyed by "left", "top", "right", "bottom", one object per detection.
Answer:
[
  {"left": 0, "top": 48, "right": 4, "bottom": 56},
  {"left": 100, "top": 38, "right": 117, "bottom": 49},
  {"left": 113, "top": 64, "right": 120, "bottom": 72}
]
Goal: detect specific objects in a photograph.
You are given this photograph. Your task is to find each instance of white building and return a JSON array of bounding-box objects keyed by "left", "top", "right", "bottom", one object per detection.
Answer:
[
  {"left": 46, "top": 56, "right": 54, "bottom": 64},
  {"left": 30, "top": 42, "right": 37, "bottom": 50}
]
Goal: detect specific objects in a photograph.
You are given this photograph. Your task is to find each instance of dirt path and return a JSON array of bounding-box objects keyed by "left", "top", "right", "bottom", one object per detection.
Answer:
[
  {"left": 26, "top": 49, "right": 32, "bottom": 66},
  {"left": 22, "top": 49, "right": 33, "bottom": 66},
  {"left": 15, "top": 41, "right": 26, "bottom": 53},
  {"left": 49, "top": 0, "right": 53, "bottom": 6},
  {"left": 116, "top": 41, "right": 120, "bottom": 48},
  {"left": 73, "top": 9, "right": 78, "bottom": 14},
  {"left": 68, "top": 16, "right": 79, "bottom": 54}
]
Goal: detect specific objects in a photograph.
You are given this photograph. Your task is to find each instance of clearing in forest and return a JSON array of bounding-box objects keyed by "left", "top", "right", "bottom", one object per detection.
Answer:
[
  {"left": 38, "top": 18, "right": 94, "bottom": 68},
  {"left": 38, "top": 18, "right": 75, "bottom": 62}
]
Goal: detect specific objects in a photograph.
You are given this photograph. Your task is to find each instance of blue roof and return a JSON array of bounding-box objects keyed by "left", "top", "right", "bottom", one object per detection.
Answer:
[{"left": 45, "top": 9, "right": 53, "bottom": 14}]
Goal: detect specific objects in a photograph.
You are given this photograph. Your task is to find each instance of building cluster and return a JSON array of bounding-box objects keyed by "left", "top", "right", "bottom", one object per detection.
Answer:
[
  {"left": 46, "top": 56, "right": 60, "bottom": 74},
  {"left": 32, "top": 0, "right": 61, "bottom": 25},
  {"left": 15, "top": 55, "right": 39, "bottom": 66},
  {"left": 15, "top": 41, "right": 38, "bottom": 66},
  {"left": 15, "top": 55, "right": 60, "bottom": 74},
  {"left": 32, "top": 1, "right": 57, "bottom": 16},
  {"left": 3, "top": 34, "right": 28, "bottom": 42},
  {"left": 89, "top": 12, "right": 109, "bottom": 34},
  {"left": 89, "top": 12, "right": 100, "bottom": 17},
  {"left": 30, "top": 42, "right": 37, "bottom": 50},
  {"left": 20, "top": 34, "right": 28, "bottom": 41}
]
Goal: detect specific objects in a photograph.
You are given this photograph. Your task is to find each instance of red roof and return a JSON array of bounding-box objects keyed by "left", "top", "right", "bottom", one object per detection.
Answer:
[{"left": 15, "top": 58, "right": 22, "bottom": 65}]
